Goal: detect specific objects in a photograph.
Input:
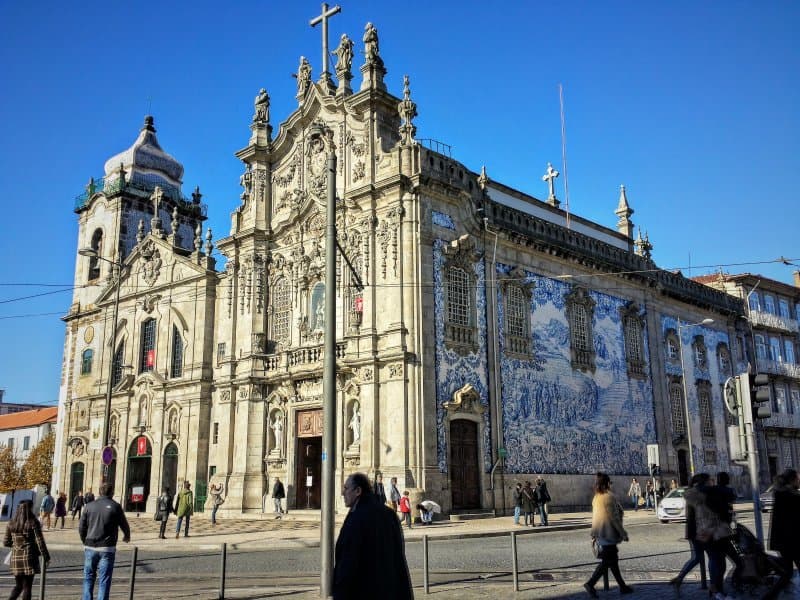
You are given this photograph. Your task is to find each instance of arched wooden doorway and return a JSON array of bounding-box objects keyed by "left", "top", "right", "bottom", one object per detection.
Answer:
[
  {"left": 449, "top": 419, "right": 481, "bottom": 510},
  {"left": 69, "top": 462, "right": 85, "bottom": 508},
  {"left": 161, "top": 443, "right": 179, "bottom": 496},
  {"left": 125, "top": 436, "right": 152, "bottom": 511}
]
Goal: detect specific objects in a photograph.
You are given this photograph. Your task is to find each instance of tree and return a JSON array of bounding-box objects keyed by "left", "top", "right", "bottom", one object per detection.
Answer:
[
  {"left": 0, "top": 445, "right": 23, "bottom": 492},
  {"left": 22, "top": 431, "right": 55, "bottom": 488}
]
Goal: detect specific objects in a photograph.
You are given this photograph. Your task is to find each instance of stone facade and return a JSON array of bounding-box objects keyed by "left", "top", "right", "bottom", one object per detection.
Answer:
[{"left": 55, "top": 21, "right": 752, "bottom": 516}]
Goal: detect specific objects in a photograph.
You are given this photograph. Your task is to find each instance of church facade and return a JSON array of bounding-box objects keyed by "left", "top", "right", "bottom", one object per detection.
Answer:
[{"left": 54, "top": 22, "right": 749, "bottom": 515}]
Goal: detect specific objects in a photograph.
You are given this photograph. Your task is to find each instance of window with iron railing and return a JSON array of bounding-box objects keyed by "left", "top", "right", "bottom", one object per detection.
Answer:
[
  {"left": 139, "top": 319, "right": 156, "bottom": 373},
  {"left": 271, "top": 277, "right": 291, "bottom": 346},
  {"left": 699, "top": 385, "right": 715, "bottom": 438},
  {"left": 670, "top": 383, "right": 686, "bottom": 435}
]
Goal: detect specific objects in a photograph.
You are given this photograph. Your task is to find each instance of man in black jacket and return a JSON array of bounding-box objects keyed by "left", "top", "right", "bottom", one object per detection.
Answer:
[
  {"left": 78, "top": 482, "right": 130, "bottom": 600},
  {"left": 334, "top": 472, "right": 413, "bottom": 599},
  {"left": 272, "top": 477, "right": 286, "bottom": 519}
]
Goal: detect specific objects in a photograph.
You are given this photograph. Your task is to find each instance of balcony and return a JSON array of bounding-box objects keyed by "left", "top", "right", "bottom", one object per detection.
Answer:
[
  {"left": 749, "top": 309, "right": 799, "bottom": 333},
  {"left": 763, "top": 412, "right": 800, "bottom": 430},
  {"left": 261, "top": 341, "right": 349, "bottom": 374},
  {"left": 756, "top": 358, "right": 800, "bottom": 381}
]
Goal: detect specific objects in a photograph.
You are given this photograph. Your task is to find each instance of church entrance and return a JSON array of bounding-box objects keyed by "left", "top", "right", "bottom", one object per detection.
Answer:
[
  {"left": 69, "top": 462, "right": 84, "bottom": 508},
  {"left": 295, "top": 409, "right": 323, "bottom": 509},
  {"left": 449, "top": 419, "right": 481, "bottom": 510},
  {"left": 125, "top": 436, "right": 152, "bottom": 511},
  {"left": 161, "top": 443, "right": 179, "bottom": 496}
]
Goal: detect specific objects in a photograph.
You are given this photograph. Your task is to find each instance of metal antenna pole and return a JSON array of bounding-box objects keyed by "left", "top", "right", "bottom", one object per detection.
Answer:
[{"left": 319, "top": 124, "right": 338, "bottom": 598}]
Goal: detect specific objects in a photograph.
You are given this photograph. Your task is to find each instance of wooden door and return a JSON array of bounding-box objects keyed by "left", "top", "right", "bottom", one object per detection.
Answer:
[
  {"left": 449, "top": 419, "right": 480, "bottom": 509},
  {"left": 295, "top": 437, "right": 322, "bottom": 509}
]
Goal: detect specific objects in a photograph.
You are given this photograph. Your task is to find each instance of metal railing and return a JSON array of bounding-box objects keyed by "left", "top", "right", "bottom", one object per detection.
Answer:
[
  {"left": 756, "top": 357, "right": 800, "bottom": 380},
  {"left": 749, "top": 309, "right": 799, "bottom": 333},
  {"left": 74, "top": 174, "right": 208, "bottom": 218}
]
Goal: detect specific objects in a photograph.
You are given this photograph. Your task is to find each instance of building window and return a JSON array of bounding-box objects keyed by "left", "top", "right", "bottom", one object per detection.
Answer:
[
  {"left": 7, "top": 437, "right": 14, "bottom": 449},
  {"left": 442, "top": 236, "right": 478, "bottom": 354},
  {"left": 718, "top": 345, "right": 732, "bottom": 377},
  {"left": 621, "top": 303, "right": 645, "bottom": 378},
  {"left": 749, "top": 293, "right": 761, "bottom": 312},
  {"left": 88, "top": 229, "right": 103, "bottom": 281},
  {"left": 209, "top": 465, "right": 217, "bottom": 478},
  {"left": 666, "top": 333, "right": 680, "bottom": 362},
  {"left": 23, "top": 436, "right": 30, "bottom": 451},
  {"left": 784, "top": 340, "right": 796, "bottom": 365},
  {"left": 565, "top": 287, "right": 596, "bottom": 372},
  {"left": 692, "top": 337, "right": 708, "bottom": 369},
  {"left": 217, "top": 343, "right": 226, "bottom": 364},
  {"left": 139, "top": 318, "right": 156, "bottom": 373},
  {"left": 170, "top": 325, "right": 183, "bottom": 378},
  {"left": 764, "top": 294, "right": 776, "bottom": 315},
  {"left": 699, "top": 384, "right": 715, "bottom": 438},
  {"left": 779, "top": 298, "right": 790, "bottom": 319},
  {"left": 447, "top": 267, "right": 470, "bottom": 326},
  {"left": 346, "top": 255, "right": 363, "bottom": 331},
  {"left": 271, "top": 277, "right": 291, "bottom": 346},
  {"left": 790, "top": 387, "right": 800, "bottom": 415},
  {"left": 213, "top": 422, "right": 219, "bottom": 444},
  {"left": 755, "top": 335, "right": 767, "bottom": 361},
  {"left": 775, "top": 385, "right": 788, "bottom": 414},
  {"left": 502, "top": 275, "right": 533, "bottom": 357},
  {"left": 670, "top": 381, "right": 686, "bottom": 436},
  {"left": 111, "top": 342, "right": 125, "bottom": 387},
  {"left": 81, "top": 349, "right": 93, "bottom": 375},
  {"left": 704, "top": 449, "right": 717, "bottom": 465},
  {"left": 769, "top": 337, "right": 782, "bottom": 362}
]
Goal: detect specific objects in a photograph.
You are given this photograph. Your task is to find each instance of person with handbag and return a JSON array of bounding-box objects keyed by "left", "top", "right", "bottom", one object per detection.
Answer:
[
  {"left": 669, "top": 473, "right": 709, "bottom": 592},
  {"left": 584, "top": 472, "right": 633, "bottom": 597},
  {"left": 209, "top": 482, "right": 225, "bottom": 525},
  {"left": 3, "top": 500, "right": 50, "bottom": 600},
  {"left": 154, "top": 487, "right": 173, "bottom": 539},
  {"left": 627, "top": 478, "right": 641, "bottom": 512}
]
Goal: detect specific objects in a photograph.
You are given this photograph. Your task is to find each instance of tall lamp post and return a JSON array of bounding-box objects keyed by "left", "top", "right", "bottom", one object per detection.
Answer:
[
  {"left": 677, "top": 317, "right": 714, "bottom": 479},
  {"left": 78, "top": 248, "right": 122, "bottom": 483}
]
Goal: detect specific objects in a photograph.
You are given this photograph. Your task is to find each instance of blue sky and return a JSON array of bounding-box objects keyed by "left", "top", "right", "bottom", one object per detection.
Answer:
[{"left": 1, "top": 1, "right": 798, "bottom": 406}]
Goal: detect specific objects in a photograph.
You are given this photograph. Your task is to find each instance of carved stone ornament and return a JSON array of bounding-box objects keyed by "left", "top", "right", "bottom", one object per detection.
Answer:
[
  {"left": 443, "top": 383, "right": 485, "bottom": 416},
  {"left": 388, "top": 362, "right": 404, "bottom": 379},
  {"left": 358, "top": 367, "right": 373, "bottom": 382},
  {"left": 306, "top": 133, "right": 328, "bottom": 201},
  {"left": 220, "top": 390, "right": 231, "bottom": 402},
  {"left": 140, "top": 294, "right": 161, "bottom": 314},
  {"left": 139, "top": 239, "right": 163, "bottom": 286},
  {"left": 69, "top": 437, "right": 86, "bottom": 457}
]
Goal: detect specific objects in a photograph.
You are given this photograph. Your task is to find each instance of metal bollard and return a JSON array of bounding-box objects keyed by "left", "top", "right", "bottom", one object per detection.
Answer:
[
  {"left": 219, "top": 542, "right": 227, "bottom": 600},
  {"left": 39, "top": 556, "right": 47, "bottom": 600},
  {"left": 511, "top": 531, "right": 519, "bottom": 592},
  {"left": 128, "top": 546, "right": 138, "bottom": 600},
  {"left": 422, "top": 535, "right": 429, "bottom": 594}
]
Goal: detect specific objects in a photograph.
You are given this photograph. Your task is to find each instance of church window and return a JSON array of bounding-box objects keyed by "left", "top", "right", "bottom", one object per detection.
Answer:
[
  {"left": 501, "top": 273, "right": 533, "bottom": 358},
  {"left": 718, "top": 344, "right": 732, "bottom": 377},
  {"left": 111, "top": 342, "right": 125, "bottom": 387},
  {"left": 666, "top": 333, "right": 680, "bottom": 362},
  {"left": 81, "top": 349, "right": 93, "bottom": 375},
  {"left": 271, "top": 277, "right": 291, "bottom": 346},
  {"left": 217, "top": 343, "right": 226, "bottom": 364},
  {"left": 565, "top": 287, "right": 596, "bottom": 372},
  {"left": 170, "top": 325, "right": 183, "bottom": 378},
  {"left": 698, "top": 383, "right": 715, "bottom": 439},
  {"left": 506, "top": 286, "right": 526, "bottom": 338},
  {"left": 621, "top": 303, "right": 645, "bottom": 379},
  {"left": 213, "top": 422, "right": 219, "bottom": 444},
  {"left": 88, "top": 229, "right": 103, "bottom": 281},
  {"left": 139, "top": 318, "right": 156, "bottom": 373},
  {"left": 442, "top": 236, "right": 479, "bottom": 355},
  {"left": 447, "top": 267, "right": 470, "bottom": 326},
  {"left": 670, "top": 381, "right": 686, "bottom": 435},
  {"left": 692, "top": 336, "right": 708, "bottom": 369},
  {"left": 346, "top": 255, "right": 363, "bottom": 331}
]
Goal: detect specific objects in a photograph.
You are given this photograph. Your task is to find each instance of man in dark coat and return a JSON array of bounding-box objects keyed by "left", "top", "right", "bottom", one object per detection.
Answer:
[
  {"left": 272, "top": 476, "right": 286, "bottom": 519},
  {"left": 334, "top": 472, "right": 413, "bottom": 599},
  {"left": 764, "top": 469, "right": 800, "bottom": 600}
]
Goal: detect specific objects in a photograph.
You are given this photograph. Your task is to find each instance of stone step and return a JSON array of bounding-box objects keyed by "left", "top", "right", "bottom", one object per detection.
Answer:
[{"left": 449, "top": 510, "right": 496, "bottom": 521}]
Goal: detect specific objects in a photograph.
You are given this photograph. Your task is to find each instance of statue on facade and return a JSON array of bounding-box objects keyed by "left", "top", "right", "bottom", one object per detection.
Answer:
[
  {"left": 270, "top": 411, "right": 284, "bottom": 455},
  {"left": 333, "top": 33, "right": 354, "bottom": 78},
  {"left": 349, "top": 403, "right": 361, "bottom": 444},
  {"left": 314, "top": 297, "right": 325, "bottom": 330},
  {"left": 294, "top": 57, "right": 312, "bottom": 98},
  {"left": 363, "top": 22, "right": 382, "bottom": 66},
  {"left": 253, "top": 88, "right": 270, "bottom": 123},
  {"left": 169, "top": 410, "right": 178, "bottom": 435}
]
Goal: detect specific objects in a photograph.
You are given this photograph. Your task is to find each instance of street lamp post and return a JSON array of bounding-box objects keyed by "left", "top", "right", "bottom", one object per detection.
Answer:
[
  {"left": 78, "top": 248, "right": 122, "bottom": 483},
  {"left": 676, "top": 317, "right": 714, "bottom": 479}
]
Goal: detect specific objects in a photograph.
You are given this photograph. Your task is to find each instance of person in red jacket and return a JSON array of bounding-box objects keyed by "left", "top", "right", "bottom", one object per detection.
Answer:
[{"left": 399, "top": 490, "right": 412, "bottom": 529}]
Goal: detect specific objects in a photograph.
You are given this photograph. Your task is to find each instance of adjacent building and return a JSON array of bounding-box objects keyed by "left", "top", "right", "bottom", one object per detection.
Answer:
[{"left": 0, "top": 407, "right": 58, "bottom": 468}]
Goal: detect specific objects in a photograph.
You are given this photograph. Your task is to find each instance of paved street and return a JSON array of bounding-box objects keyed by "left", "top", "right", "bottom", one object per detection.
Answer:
[{"left": 4, "top": 506, "right": 797, "bottom": 599}]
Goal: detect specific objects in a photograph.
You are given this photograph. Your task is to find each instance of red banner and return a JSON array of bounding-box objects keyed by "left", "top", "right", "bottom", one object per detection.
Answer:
[
  {"left": 146, "top": 349, "right": 155, "bottom": 368},
  {"left": 136, "top": 436, "right": 147, "bottom": 456},
  {"left": 354, "top": 296, "right": 363, "bottom": 312}
]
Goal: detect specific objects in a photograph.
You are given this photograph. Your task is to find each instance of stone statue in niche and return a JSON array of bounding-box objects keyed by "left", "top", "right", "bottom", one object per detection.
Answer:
[
  {"left": 270, "top": 411, "right": 284, "bottom": 456},
  {"left": 349, "top": 402, "right": 361, "bottom": 445},
  {"left": 138, "top": 395, "right": 148, "bottom": 426},
  {"left": 169, "top": 410, "right": 178, "bottom": 435},
  {"left": 311, "top": 283, "right": 325, "bottom": 331}
]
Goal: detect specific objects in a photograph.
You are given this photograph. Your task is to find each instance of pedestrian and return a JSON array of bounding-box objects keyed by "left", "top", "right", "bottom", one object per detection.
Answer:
[
  {"left": 39, "top": 489, "right": 54, "bottom": 530},
  {"left": 535, "top": 476, "right": 551, "bottom": 526},
  {"left": 522, "top": 481, "right": 536, "bottom": 526},
  {"left": 272, "top": 476, "right": 285, "bottom": 519},
  {"left": 333, "top": 472, "right": 413, "bottom": 599},
  {"left": 154, "top": 487, "right": 172, "bottom": 539},
  {"left": 670, "top": 479, "right": 679, "bottom": 491},
  {"left": 374, "top": 472, "right": 387, "bottom": 505},
  {"left": 584, "top": 472, "right": 634, "bottom": 597},
  {"left": 669, "top": 473, "right": 709, "bottom": 593},
  {"left": 712, "top": 471, "right": 742, "bottom": 588},
  {"left": 209, "top": 481, "right": 225, "bottom": 525},
  {"left": 416, "top": 503, "right": 433, "bottom": 525},
  {"left": 3, "top": 499, "right": 50, "bottom": 600},
  {"left": 84, "top": 488, "right": 95, "bottom": 504},
  {"left": 702, "top": 472, "right": 737, "bottom": 598},
  {"left": 763, "top": 469, "right": 800, "bottom": 600},
  {"left": 78, "top": 482, "right": 130, "bottom": 600},
  {"left": 512, "top": 482, "right": 523, "bottom": 525},
  {"left": 54, "top": 492, "right": 67, "bottom": 529},
  {"left": 173, "top": 480, "right": 194, "bottom": 538},
  {"left": 389, "top": 476, "right": 401, "bottom": 513},
  {"left": 399, "top": 490, "right": 412, "bottom": 529},
  {"left": 644, "top": 480, "right": 655, "bottom": 510},
  {"left": 627, "top": 477, "right": 641, "bottom": 511},
  {"left": 72, "top": 490, "right": 85, "bottom": 520}
]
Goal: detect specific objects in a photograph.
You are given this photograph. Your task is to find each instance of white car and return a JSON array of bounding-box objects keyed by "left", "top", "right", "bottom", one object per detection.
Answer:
[{"left": 657, "top": 487, "right": 687, "bottom": 523}]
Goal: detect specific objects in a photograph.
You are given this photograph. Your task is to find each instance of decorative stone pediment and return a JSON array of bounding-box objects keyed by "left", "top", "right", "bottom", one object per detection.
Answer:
[
  {"left": 443, "top": 234, "right": 481, "bottom": 268},
  {"left": 443, "top": 383, "right": 485, "bottom": 416}
]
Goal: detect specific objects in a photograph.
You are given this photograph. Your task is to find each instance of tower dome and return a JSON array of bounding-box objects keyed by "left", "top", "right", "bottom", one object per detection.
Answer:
[{"left": 103, "top": 115, "right": 184, "bottom": 192}]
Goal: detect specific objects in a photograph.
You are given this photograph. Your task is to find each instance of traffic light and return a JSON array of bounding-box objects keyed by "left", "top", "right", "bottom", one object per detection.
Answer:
[{"left": 750, "top": 373, "right": 772, "bottom": 419}]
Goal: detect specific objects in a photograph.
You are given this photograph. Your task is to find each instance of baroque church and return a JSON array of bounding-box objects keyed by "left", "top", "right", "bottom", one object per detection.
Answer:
[{"left": 54, "top": 20, "right": 750, "bottom": 515}]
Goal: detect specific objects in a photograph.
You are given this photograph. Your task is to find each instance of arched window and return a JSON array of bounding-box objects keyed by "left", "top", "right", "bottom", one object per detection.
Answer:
[
  {"left": 442, "top": 237, "right": 478, "bottom": 354},
  {"left": 621, "top": 303, "right": 645, "bottom": 378},
  {"left": 111, "top": 342, "right": 125, "bottom": 387},
  {"left": 80, "top": 349, "right": 93, "bottom": 375},
  {"left": 271, "top": 277, "right": 291, "bottom": 346},
  {"left": 669, "top": 381, "right": 686, "bottom": 435},
  {"left": 447, "top": 267, "right": 470, "bottom": 327},
  {"left": 506, "top": 285, "right": 526, "bottom": 338},
  {"left": 170, "top": 325, "right": 183, "bottom": 378},
  {"left": 693, "top": 337, "right": 708, "bottom": 369},
  {"left": 565, "top": 287, "right": 596, "bottom": 372},
  {"left": 502, "top": 279, "right": 532, "bottom": 357},
  {"left": 88, "top": 229, "right": 103, "bottom": 281},
  {"left": 139, "top": 319, "right": 156, "bottom": 373},
  {"left": 698, "top": 383, "right": 715, "bottom": 439}
]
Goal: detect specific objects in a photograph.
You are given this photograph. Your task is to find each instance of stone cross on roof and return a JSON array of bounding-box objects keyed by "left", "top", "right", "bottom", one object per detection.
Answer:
[
  {"left": 542, "top": 162, "right": 560, "bottom": 206},
  {"left": 310, "top": 3, "right": 341, "bottom": 94}
]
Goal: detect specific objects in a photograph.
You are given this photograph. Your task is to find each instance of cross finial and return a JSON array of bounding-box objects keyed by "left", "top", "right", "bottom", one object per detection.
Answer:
[
  {"left": 542, "top": 162, "right": 560, "bottom": 206},
  {"left": 310, "top": 3, "right": 341, "bottom": 95}
]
